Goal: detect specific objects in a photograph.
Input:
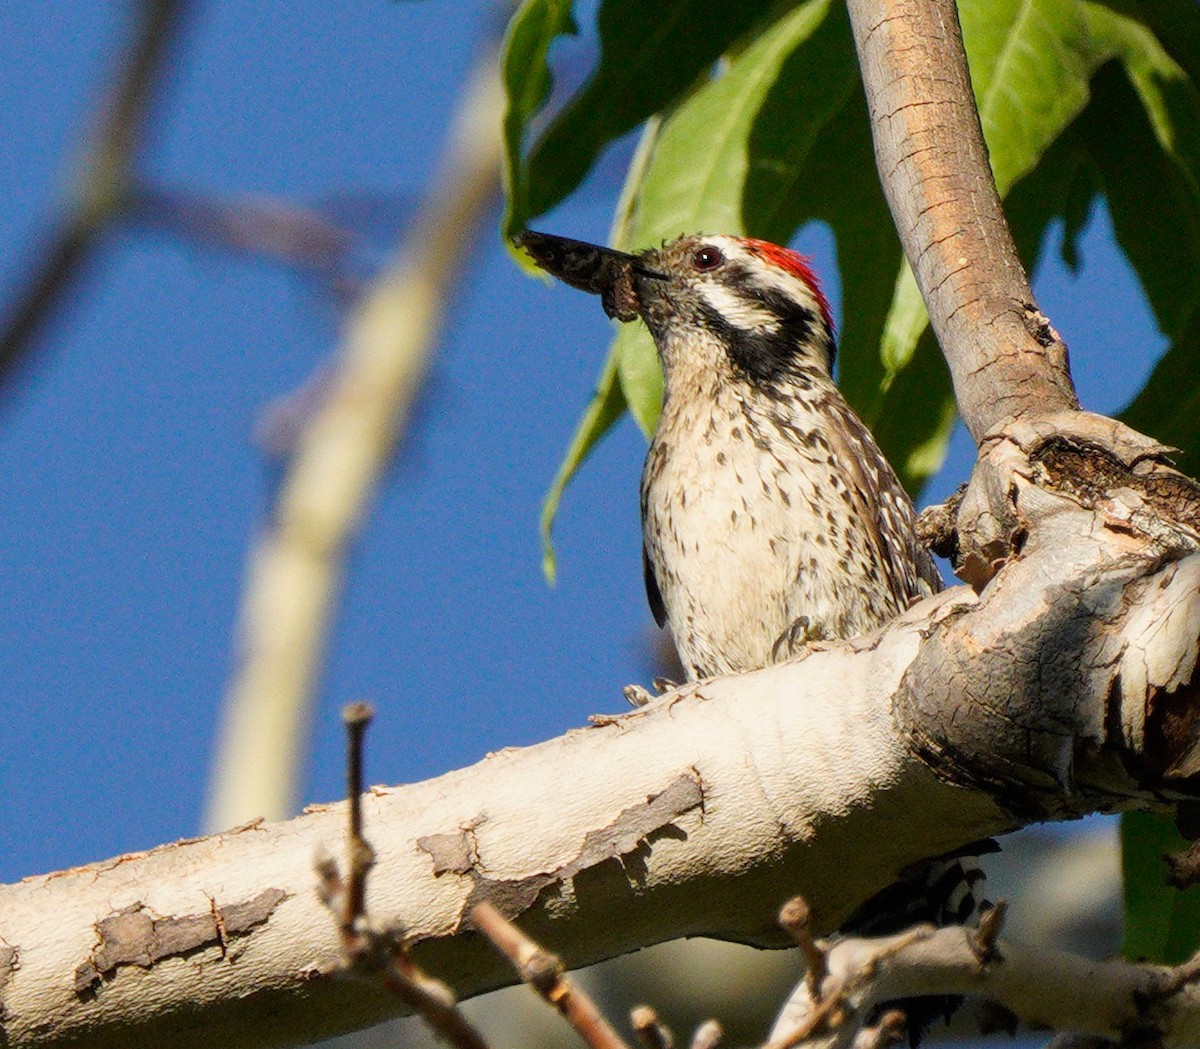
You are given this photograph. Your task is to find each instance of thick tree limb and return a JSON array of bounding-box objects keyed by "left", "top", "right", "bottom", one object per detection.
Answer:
[
  {"left": 844, "top": 0, "right": 1078, "bottom": 441},
  {"left": 843, "top": 1, "right": 1200, "bottom": 590},
  {"left": 4, "top": 468, "right": 1200, "bottom": 1046}
]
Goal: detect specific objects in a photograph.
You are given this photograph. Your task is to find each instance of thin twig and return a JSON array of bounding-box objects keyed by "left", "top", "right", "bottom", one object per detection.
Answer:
[
  {"left": 0, "top": 0, "right": 188, "bottom": 386},
  {"left": 967, "top": 899, "right": 1006, "bottom": 963},
  {"left": 779, "top": 896, "right": 828, "bottom": 999},
  {"left": 316, "top": 703, "right": 492, "bottom": 1049},
  {"left": 762, "top": 990, "right": 846, "bottom": 1049},
  {"left": 631, "top": 1005, "right": 674, "bottom": 1049},
  {"left": 341, "top": 701, "right": 375, "bottom": 930},
  {"left": 690, "top": 1020, "right": 723, "bottom": 1049},
  {"left": 131, "top": 186, "right": 355, "bottom": 288},
  {"left": 860, "top": 1009, "right": 906, "bottom": 1049},
  {"left": 472, "top": 901, "right": 634, "bottom": 1049}
]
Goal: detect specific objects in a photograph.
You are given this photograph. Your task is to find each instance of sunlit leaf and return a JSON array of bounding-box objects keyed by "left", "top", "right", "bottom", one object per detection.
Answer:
[
  {"left": 960, "top": 0, "right": 1093, "bottom": 197},
  {"left": 608, "top": 0, "right": 841, "bottom": 435},
  {"left": 1091, "top": 0, "right": 1200, "bottom": 95},
  {"left": 617, "top": 329, "right": 662, "bottom": 438},
  {"left": 738, "top": 7, "right": 951, "bottom": 492},
  {"left": 538, "top": 0, "right": 840, "bottom": 543},
  {"left": 878, "top": 267, "right": 927, "bottom": 379},
  {"left": 539, "top": 350, "right": 627, "bottom": 582}
]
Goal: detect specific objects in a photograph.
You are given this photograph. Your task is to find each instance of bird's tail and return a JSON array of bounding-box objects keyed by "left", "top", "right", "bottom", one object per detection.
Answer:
[{"left": 840, "top": 841, "right": 999, "bottom": 1045}]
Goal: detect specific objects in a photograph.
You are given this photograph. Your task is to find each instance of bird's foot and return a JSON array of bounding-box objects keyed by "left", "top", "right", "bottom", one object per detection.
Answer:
[
  {"left": 622, "top": 683, "right": 656, "bottom": 708},
  {"left": 771, "top": 616, "right": 832, "bottom": 661},
  {"left": 622, "top": 676, "right": 679, "bottom": 708}
]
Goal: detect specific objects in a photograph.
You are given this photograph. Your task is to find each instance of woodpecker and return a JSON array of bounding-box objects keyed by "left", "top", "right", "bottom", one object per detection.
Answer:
[
  {"left": 518, "top": 229, "right": 940, "bottom": 677},
  {"left": 518, "top": 228, "right": 990, "bottom": 1040}
]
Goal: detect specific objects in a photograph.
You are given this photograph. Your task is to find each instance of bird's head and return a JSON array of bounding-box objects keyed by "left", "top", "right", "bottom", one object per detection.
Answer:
[{"left": 517, "top": 230, "right": 836, "bottom": 392}]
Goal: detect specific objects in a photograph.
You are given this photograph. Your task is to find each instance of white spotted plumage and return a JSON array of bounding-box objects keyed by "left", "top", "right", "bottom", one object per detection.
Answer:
[{"left": 634, "top": 234, "right": 939, "bottom": 679}]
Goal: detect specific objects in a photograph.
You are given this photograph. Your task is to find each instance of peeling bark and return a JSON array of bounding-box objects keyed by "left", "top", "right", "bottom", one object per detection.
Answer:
[
  {"left": 3, "top": 501, "right": 1200, "bottom": 1047},
  {"left": 426, "top": 773, "right": 706, "bottom": 928},
  {"left": 73, "top": 889, "right": 288, "bottom": 994},
  {"left": 0, "top": 941, "right": 17, "bottom": 1023}
]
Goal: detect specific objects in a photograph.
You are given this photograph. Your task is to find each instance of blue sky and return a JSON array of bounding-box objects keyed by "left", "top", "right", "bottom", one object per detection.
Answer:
[{"left": 0, "top": 1, "right": 1164, "bottom": 884}]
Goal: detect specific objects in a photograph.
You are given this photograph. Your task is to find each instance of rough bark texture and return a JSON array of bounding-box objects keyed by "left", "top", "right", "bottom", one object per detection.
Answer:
[
  {"left": 844, "top": 0, "right": 1079, "bottom": 441},
  {"left": 0, "top": 618, "right": 1002, "bottom": 1048}
]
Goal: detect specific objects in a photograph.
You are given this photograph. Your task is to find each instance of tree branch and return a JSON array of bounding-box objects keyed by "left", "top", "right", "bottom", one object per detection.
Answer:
[
  {"left": 843, "top": 0, "right": 1079, "bottom": 442},
  {"left": 203, "top": 48, "right": 504, "bottom": 830},
  {"left": 4, "top": 470, "right": 1200, "bottom": 1046},
  {"left": 767, "top": 918, "right": 1200, "bottom": 1049},
  {"left": 0, "top": 0, "right": 188, "bottom": 388}
]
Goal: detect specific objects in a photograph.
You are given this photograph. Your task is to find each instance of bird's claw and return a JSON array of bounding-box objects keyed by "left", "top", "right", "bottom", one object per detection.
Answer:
[{"left": 622, "top": 683, "right": 656, "bottom": 708}]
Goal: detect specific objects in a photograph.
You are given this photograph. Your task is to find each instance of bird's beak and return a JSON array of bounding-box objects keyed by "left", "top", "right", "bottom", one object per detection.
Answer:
[{"left": 514, "top": 230, "right": 666, "bottom": 322}]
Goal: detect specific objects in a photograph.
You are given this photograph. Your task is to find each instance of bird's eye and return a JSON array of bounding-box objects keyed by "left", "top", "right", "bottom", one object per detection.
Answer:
[{"left": 692, "top": 246, "right": 724, "bottom": 271}]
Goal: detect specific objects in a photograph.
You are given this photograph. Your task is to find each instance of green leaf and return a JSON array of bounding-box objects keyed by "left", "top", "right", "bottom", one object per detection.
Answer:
[
  {"left": 616, "top": 328, "right": 662, "bottom": 438},
  {"left": 539, "top": 350, "right": 627, "bottom": 582},
  {"left": 1121, "top": 811, "right": 1200, "bottom": 964},
  {"left": 1086, "top": 3, "right": 1200, "bottom": 493},
  {"left": 627, "top": 0, "right": 838, "bottom": 245},
  {"left": 539, "top": 0, "right": 839, "bottom": 550},
  {"left": 874, "top": 329, "right": 958, "bottom": 487},
  {"left": 1121, "top": 307, "right": 1200, "bottom": 473},
  {"left": 878, "top": 267, "right": 928, "bottom": 380},
  {"left": 1083, "top": 1, "right": 1200, "bottom": 198},
  {"left": 500, "top": 0, "right": 577, "bottom": 244},
  {"left": 1081, "top": 64, "right": 1200, "bottom": 345},
  {"left": 960, "top": 0, "right": 1093, "bottom": 197},
  {"left": 523, "top": 0, "right": 768, "bottom": 225},
  {"left": 607, "top": 0, "right": 842, "bottom": 436},
  {"left": 741, "top": 5, "right": 954, "bottom": 492},
  {"left": 1095, "top": 0, "right": 1200, "bottom": 89}
]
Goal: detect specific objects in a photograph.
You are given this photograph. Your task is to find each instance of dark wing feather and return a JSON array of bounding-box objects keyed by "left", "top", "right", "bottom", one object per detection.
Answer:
[
  {"left": 818, "top": 392, "right": 943, "bottom": 608},
  {"left": 643, "top": 544, "right": 668, "bottom": 627}
]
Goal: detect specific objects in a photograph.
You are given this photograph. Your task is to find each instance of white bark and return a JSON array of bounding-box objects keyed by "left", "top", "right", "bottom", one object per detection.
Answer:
[
  {"left": 769, "top": 924, "right": 1200, "bottom": 1049},
  {"left": 0, "top": 592, "right": 1001, "bottom": 1049},
  {"left": 3, "top": 458, "right": 1200, "bottom": 1047}
]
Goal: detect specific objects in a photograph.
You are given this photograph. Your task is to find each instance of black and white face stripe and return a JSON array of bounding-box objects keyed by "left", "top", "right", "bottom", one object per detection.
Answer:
[{"left": 693, "top": 254, "right": 835, "bottom": 390}]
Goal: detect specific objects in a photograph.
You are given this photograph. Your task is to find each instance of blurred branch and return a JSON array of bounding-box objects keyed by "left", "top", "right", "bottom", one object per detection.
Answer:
[
  {"left": 473, "top": 901, "right": 633, "bottom": 1049},
  {"left": 203, "top": 46, "right": 504, "bottom": 831},
  {"left": 766, "top": 912, "right": 1200, "bottom": 1049},
  {"left": 130, "top": 187, "right": 357, "bottom": 294},
  {"left": 0, "top": 0, "right": 187, "bottom": 387}
]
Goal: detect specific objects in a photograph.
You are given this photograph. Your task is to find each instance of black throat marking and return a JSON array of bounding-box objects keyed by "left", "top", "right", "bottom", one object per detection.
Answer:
[{"left": 694, "top": 266, "right": 834, "bottom": 394}]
